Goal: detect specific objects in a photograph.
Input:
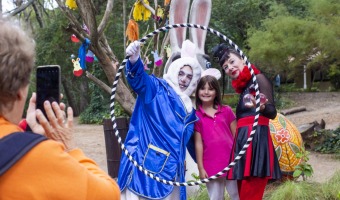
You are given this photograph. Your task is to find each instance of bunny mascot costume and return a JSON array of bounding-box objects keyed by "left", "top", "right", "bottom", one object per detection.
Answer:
[{"left": 118, "top": 40, "right": 201, "bottom": 200}]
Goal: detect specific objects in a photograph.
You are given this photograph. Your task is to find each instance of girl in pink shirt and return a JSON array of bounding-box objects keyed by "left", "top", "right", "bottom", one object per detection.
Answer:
[{"left": 194, "top": 72, "right": 239, "bottom": 200}]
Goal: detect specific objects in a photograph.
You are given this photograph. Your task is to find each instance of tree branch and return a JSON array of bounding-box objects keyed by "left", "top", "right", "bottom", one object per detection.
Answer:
[
  {"left": 97, "top": 0, "right": 114, "bottom": 36},
  {"left": 76, "top": 0, "right": 98, "bottom": 43},
  {"left": 54, "top": 0, "right": 84, "bottom": 35},
  {"left": 7, "top": 0, "right": 35, "bottom": 17},
  {"left": 86, "top": 71, "right": 111, "bottom": 94},
  {"left": 140, "top": 0, "right": 155, "bottom": 15}
]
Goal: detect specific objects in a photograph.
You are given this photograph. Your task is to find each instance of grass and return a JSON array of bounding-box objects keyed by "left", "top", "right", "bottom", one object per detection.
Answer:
[
  {"left": 264, "top": 181, "right": 322, "bottom": 200},
  {"left": 189, "top": 171, "right": 340, "bottom": 200},
  {"left": 321, "top": 170, "right": 340, "bottom": 199}
]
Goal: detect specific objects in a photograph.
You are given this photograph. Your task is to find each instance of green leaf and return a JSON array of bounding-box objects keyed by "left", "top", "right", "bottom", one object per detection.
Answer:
[
  {"left": 275, "top": 146, "right": 282, "bottom": 159},
  {"left": 289, "top": 142, "right": 301, "bottom": 154},
  {"left": 293, "top": 169, "right": 302, "bottom": 177}
]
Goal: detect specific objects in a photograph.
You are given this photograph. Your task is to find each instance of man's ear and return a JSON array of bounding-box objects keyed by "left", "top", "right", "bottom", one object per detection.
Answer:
[{"left": 17, "top": 85, "right": 28, "bottom": 101}]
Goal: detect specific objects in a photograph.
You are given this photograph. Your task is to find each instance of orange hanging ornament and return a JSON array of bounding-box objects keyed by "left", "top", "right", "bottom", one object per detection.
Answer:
[
  {"left": 126, "top": 19, "right": 139, "bottom": 42},
  {"left": 164, "top": 0, "right": 170, "bottom": 6}
]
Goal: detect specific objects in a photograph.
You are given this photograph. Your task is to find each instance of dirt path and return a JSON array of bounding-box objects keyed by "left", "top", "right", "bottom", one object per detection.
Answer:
[{"left": 73, "top": 92, "right": 340, "bottom": 186}]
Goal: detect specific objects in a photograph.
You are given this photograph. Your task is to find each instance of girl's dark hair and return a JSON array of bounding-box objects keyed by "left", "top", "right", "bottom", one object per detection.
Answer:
[{"left": 195, "top": 75, "right": 222, "bottom": 109}]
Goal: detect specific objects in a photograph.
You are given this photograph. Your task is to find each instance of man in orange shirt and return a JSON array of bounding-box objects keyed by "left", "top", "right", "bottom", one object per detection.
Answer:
[{"left": 0, "top": 16, "right": 120, "bottom": 200}]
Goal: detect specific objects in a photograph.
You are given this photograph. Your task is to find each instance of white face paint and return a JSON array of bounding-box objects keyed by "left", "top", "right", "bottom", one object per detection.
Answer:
[
  {"left": 178, "top": 65, "right": 193, "bottom": 92},
  {"left": 222, "top": 53, "right": 245, "bottom": 80}
]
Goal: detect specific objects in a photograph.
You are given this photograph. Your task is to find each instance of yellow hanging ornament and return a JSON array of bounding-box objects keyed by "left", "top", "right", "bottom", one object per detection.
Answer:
[
  {"left": 142, "top": 0, "right": 151, "bottom": 21},
  {"left": 156, "top": 6, "right": 164, "bottom": 19},
  {"left": 126, "top": 19, "right": 139, "bottom": 42},
  {"left": 65, "top": 0, "right": 77, "bottom": 10},
  {"left": 133, "top": 0, "right": 151, "bottom": 21},
  {"left": 164, "top": 45, "right": 171, "bottom": 58}
]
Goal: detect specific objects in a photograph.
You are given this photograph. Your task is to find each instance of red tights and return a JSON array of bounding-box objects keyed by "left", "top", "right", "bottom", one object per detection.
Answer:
[{"left": 238, "top": 177, "right": 268, "bottom": 200}]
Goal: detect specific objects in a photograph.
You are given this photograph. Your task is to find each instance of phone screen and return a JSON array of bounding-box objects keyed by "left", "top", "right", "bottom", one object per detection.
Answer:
[{"left": 36, "top": 65, "right": 60, "bottom": 118}]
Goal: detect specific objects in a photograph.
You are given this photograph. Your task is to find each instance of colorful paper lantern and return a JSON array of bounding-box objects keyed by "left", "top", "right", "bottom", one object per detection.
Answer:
[{"left": 269, "top": 113, "right": 304, "bottom": 174}]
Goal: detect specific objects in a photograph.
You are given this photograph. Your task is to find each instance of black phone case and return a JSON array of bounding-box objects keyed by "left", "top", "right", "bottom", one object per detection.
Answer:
[{"left": 36, "top": 65, "right": 61, "bottom": 118}]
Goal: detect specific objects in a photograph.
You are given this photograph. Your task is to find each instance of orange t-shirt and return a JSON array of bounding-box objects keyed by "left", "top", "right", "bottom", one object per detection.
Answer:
[{"left": 0, "top": 117, "right": 120, "bottom": 200}]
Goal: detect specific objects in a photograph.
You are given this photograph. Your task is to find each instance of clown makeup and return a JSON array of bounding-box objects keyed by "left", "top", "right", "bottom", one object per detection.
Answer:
[
  {"left": 222, "top": 53, "right": 245, "bottom": 80},
  {"left": 178, "top": 65, "right": 193, "bottom": 92}
]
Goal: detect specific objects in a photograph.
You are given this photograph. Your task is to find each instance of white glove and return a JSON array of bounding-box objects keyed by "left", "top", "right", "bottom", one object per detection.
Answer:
[{"left": 126, "top": 41, "right": 141, "bottom": 64}]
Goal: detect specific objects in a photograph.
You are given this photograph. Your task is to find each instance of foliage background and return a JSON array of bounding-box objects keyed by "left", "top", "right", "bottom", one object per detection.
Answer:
[{"left": 4, "top": 0, "right": 339, "bottom": 123}]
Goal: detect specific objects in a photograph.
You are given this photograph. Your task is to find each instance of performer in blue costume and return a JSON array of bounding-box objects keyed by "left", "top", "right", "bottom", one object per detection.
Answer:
[{"left": 118, "top": 40, "right": 202, "bottom": 200}]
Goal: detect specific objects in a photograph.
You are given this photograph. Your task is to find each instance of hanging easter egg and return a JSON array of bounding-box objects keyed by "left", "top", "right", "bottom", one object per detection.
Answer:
[
  {"left": 72, "top": 58, "right": 83, "bottom": 77},
  {"left": 70, "top": 54, "right": 76, "bottom": 59},
  {"left": 71, "top": 34, "right": 80, "bottom": 43},
  {"left": 151, "top": 50, "right": 162, "bottom": 66},
  {"left": 85, "top": 50, "right": 94, "bottom": 63},
  {"left": 269, "top": 113, "right": 304, "bottom": 175},
  {"left": 94, "top": 55, "right": 98, "bottom": 62}
]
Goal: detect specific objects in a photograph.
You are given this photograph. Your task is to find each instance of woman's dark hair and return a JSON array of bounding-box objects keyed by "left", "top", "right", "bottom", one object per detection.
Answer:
[
  {"left": 211, "top": 43, "right": 242, "bottom": 67},
  {"left": 195, "top": 75, "right": 222, "bottom": 109},
  {"left": 211, "top": 43, "right": 244, "bottom": 98}
]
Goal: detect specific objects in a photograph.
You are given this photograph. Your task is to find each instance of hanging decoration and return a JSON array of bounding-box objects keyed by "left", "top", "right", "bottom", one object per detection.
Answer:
[
  {"left": 143, "top": 56, "right": 152, "bottom": 70},
  {"left": 65, "top": 0, "right": 77, "bottom": 10},
  {"left": 164, "top": 0, "right": 170, "bottom": 6},
  {"left": 71, "top": 38, "right": 90, "bottom": 76},
  {"left": 153, "top": 6, "right": 164, "bottom": 22},
  {"left": 133, "top": 0, "right": 151, "bottom": 21},
  {"left": 85, "top": 50, "right": 95, "bottom": 63},
  {"left": 72, "top": 58, "right": 83, "bottom": 77},
  {"left": 71, "top": 34, "right": 80, "bottom": 43},
  {"left": 83, "top": 24, "right": 90, "bottom": 34},
  {"left": 77, "top": 38, "right": 90, "bottom": 70},
  {"left": 151, "top": 50, "right": 162, "bottom": 66},
  {"left": 164, "top": 45, "right": 171, "bottom": 58},
  {"left": 126, "top": 19, "right": 139, "bottom": 42}
]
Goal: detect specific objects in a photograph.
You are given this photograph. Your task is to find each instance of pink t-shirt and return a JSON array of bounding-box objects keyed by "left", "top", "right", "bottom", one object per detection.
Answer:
[{"left": 194, "top": 105, "right": 236, "bottom": 177}]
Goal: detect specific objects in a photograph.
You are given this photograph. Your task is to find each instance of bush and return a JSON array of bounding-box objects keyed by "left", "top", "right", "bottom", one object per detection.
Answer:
[
  {"left": 329, "top": 64, "right": 340, "bottom": 90},
  {"left": 314, "top": 127, "right": 340, "bottom": 154}
]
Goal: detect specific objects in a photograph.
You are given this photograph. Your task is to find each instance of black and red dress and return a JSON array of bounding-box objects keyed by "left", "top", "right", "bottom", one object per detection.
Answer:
[{"left": 227, "top": 66, "right": 282, "bottom": 180}]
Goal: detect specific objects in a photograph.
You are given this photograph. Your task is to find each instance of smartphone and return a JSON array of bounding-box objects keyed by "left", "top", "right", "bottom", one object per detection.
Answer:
[{"left": 36, "top": 65, "right": 61, "bottom": 118}]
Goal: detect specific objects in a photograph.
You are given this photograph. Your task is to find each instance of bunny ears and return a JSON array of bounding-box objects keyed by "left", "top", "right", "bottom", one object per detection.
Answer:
[
  {"left": 181, "top": 39, "right": 197, "bottom": 58},
  {"left": 201, "top": 68, "right": 221, "bottom": 80}
]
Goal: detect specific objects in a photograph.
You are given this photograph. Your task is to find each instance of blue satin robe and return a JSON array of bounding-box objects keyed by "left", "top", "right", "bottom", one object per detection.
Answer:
[{"left": 117, "top": 58, "right": 198, "bottom": 199}]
